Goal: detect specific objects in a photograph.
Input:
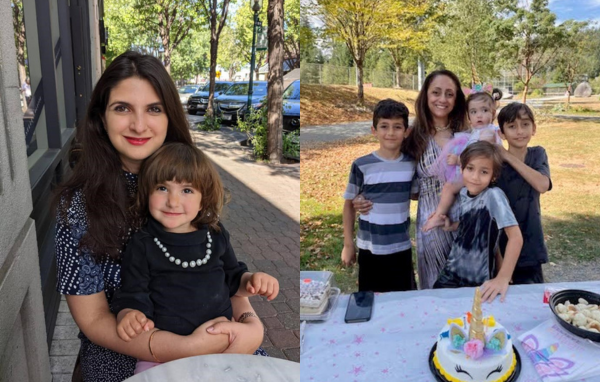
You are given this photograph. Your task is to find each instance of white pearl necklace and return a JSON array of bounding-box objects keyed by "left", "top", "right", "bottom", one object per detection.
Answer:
[{"left": 153, "top": 232, "right": 212, "bottom": 269}]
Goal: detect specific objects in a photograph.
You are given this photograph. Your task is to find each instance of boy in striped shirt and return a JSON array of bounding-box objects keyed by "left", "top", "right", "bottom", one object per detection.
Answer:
[{"left": 341, "top": 99, "right": 418, "bottom": 292}]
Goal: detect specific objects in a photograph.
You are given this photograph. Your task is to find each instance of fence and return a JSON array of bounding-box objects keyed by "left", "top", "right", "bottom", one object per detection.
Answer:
[
  {"left": 301, "top": 63, "right": 419, "bottom": 90},
  {"left": 302, "top": 64, "right": 585, "bottom": 97}
]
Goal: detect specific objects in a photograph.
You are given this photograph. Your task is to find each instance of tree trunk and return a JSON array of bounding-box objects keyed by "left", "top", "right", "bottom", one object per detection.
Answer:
[
  {"left": 357, "top": 61, "right": 364, "bottom": 106},
  {"left": 522, "top": 83, "right": 528, "bottom": 104},
  {"left": 267, "top": 0, "right": 284, "bottom": 162},
  {"left": 163, "top": 48, "right": 171, "bottom": 74},
  {"left": 395, "top": 64, "right": 402, "bottom": 88},
  {"left": 207, "top": 26, "right": 219, "bottom": 118}
]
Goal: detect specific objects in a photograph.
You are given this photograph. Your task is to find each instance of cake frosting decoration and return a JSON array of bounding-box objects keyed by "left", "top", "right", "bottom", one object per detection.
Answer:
[{"left": 432, "top": 287, "right": 517, "bottom": 382}]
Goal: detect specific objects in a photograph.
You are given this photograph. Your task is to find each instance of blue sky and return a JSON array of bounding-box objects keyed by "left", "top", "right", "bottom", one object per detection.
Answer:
[{"left": 546, "top": 0, "right": 600, "bottom": 24}]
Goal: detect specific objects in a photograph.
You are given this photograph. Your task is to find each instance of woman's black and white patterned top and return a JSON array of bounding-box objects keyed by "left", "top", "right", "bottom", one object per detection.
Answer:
[{"left": 55, "top": 171, "right": 138, "bottom": 381}]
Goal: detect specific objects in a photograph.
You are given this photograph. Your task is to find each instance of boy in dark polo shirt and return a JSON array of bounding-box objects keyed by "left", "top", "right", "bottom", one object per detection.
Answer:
[{"left": 496, "top": 103, "right": 552, "bottom": 284}]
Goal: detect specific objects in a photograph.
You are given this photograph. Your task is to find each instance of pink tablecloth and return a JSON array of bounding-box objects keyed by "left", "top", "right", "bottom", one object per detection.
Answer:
[{"left": 300, "top": 281, "right": 600, "bottom": 382}]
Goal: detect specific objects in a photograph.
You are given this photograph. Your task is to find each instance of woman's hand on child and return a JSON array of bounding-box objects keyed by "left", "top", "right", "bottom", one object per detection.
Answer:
[
  {"left": 423, "top": 212, "right": 446, "bottom": 232},
  {"left": 206, "top": 316, "right": 264, "bottom": 354},
  {"left": 440, "top": 215, "right": 459, "bottom": 232},
  {"left": 480, "top": 276, "right": 511, "bottom": 303},
  {"left": 352, "top": 194, "right": 373, "bottom": 215},
  {"left": 116, "top": 309, "right": 154, "bottom": 342},
  {"left": 189, "top": 316, "right": 231, "bottom": 355},
  {"left": 246, "top": 272, "right": 280, "bottom": 301}
]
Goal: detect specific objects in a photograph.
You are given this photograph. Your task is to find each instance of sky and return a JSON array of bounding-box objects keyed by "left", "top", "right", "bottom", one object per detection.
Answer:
[{"left": 545, "top": 0, "right": 600, "bottom": 25}]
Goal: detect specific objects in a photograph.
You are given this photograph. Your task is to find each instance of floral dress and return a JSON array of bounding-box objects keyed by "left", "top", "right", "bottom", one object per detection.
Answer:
[
  {"left": 55, "top": 172, "right": 138, "bottom": 381},
  {"left": 415, "top": 138, "right": 460, "bottom": 289}
]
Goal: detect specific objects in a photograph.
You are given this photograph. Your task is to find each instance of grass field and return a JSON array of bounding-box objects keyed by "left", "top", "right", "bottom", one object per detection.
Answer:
[
  {"left": 300, "top": 84, "right": 419, "bottom": 127},
  {"left": 300, "top": 86, "right": 600, "bottom": 293}
]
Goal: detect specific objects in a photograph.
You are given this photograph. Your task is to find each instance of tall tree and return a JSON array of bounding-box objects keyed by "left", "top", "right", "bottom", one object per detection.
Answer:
[
  {"left": 498, "top": 0, "right": 566, "bottom": 102},
  {"left": 428, "top": 0, "right": 506, "bottom": 86},
  {"left": 552, "top": 20, "right": 589, "bottom": 108},
  {"left": 132, "top": 0, "right": 205, "bottom": 74},
  {"left": 385, "top": 0, "right": 441, "bottom": 88},
  {"left": 218, "top": 25, "right": 242, "bottom": 80},
  {"left": 170, "top": 29, "right": 211, "bottom": 82},
  {"left": 299, "top": 12, "right": 321, "bottom": 64},
  {"left": 283, "top": 0, "right": 300, "bottom": 69},
  {"left": 317, "top": 0, "right": 395, "bottom": 105},
  {"left": 200, "top": 0, "right": 231, "bottom": 117},
  {"left": 267, "top": 0, "right": 284, "bottom": 162},
  {"left": 233, "top": 0, "right": 268, "bottom": 81}
]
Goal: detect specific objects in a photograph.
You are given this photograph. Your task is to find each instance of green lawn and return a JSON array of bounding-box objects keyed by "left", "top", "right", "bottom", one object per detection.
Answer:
[{"left": 300, "top": 119, "right": 600, "bottom": 293}]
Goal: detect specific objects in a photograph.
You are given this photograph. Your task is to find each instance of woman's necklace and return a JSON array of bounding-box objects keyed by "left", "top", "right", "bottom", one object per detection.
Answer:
[
  {"left": 153, "top": 232, "right": 212, "bottom": 269},
  {"left": 434, "top": 123, "right": 450, "bottom": 132}
]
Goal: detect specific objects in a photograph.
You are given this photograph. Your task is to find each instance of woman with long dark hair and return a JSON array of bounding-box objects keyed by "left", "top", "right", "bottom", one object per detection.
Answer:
[
  {"left": 354, "top": 70, "right": 469, "bottom": 289},
  {"left": 54, "top": 51, "right": 263, "bottom": 381}
]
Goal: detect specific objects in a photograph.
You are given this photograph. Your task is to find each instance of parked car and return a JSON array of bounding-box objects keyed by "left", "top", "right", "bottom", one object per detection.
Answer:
[
  {"left": 187, "top": 81, "right": 234, "bottom": 115},
  {"left": 216, "top": 81, "right": 268, "bottom": 124},
  {"left": 178, "top": 85, "right": 200, "bottom": 107},
  {"left": 282, "top": 80, "right": 300, "bottom": 132}
]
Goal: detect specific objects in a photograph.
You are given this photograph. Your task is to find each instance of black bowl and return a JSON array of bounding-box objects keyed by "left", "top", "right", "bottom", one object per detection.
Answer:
[{"left": 549, "top": 289, "right": 600, "bottom": 342}]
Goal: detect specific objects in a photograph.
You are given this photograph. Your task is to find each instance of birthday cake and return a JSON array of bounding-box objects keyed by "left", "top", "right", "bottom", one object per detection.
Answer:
[
  {"left": 300, "top": 278, "right": 330, "bottom": 315},
  {"left": 432, "top": 288, "right": 517, "bottom": 382}
]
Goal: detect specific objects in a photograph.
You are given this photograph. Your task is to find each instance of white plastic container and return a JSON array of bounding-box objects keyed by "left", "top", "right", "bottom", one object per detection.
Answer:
[{"left": 300, "top": 271, "right": 340, "bottom": 321}]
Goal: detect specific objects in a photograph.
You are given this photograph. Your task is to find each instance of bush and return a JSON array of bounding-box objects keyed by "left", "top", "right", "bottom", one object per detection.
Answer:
[
  {"left": 513, "top": 82, "right": 525, "bottom": 92},
  {"left": 531, "top": 89, "right": 545, "bottom": 98},
  {"left": 283, "top": 131, "right": 300, "bottom": 159},
  {"left": 198, "top": 114, "right": 221, "bottom": 131},
  {"left": 589, "top": 77, "right": 600, "bottom": 95},
  {"left": 236, "top": 107, "right": 268, "bottom": 159}
]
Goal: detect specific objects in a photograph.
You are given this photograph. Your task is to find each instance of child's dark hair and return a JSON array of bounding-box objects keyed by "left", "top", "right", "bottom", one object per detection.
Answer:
[
  {"left": 460, "top": 141, "right": 503, "bottom": 181},
  {"left": 135, "top": 142, "right": 224, "bottom": 231},
  {"left": 373, "top": 99, "right": 409, "bottom": 129},
  {"left": 497, "top": 102, "right": 535, "bottom": 133},
  {"left": 466, "top": 92, "right": 495, "bottom": 110}
]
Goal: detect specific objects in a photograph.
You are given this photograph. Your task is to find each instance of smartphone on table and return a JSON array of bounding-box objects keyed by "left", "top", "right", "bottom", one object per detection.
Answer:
[{"left": 344, "top": 291, "right": 374, "bottom": 323}]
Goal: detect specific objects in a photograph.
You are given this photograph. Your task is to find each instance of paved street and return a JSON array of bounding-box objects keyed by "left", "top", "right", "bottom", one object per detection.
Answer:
[{"left": 50, "top": 119, "right": 300, "bottom": 381}]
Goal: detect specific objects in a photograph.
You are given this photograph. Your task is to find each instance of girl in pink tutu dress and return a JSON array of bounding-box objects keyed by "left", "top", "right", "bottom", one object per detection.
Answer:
[{"left": 422, "top": 90, "right": 502, "bottom": 232}]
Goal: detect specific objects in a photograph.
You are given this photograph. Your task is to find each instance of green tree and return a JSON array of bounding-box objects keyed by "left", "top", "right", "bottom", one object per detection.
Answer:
[
  {"left": 551, "top": 21, "right": 589, "bottom": 107},
  {"left": 131, "top": 0, "right": 206, "bottom": 74},
  {"left": 233, "top": 0, "right": 268, "bottom": 80},
  {"left": 299, "top": 15, "right": 322, "bottom": 64},
  {"left": 218, "top": 25, "right": 242, "bottom": 79},
  {"left": 283, "top": 0, "right": 300, "bottom": 69},
  {"left": 428, "top": 0, "right": 506, "bottom": 86},
  {"left": 498, "top": 0, "right": 566, "bottom": 102},
  {"left": 200, "top": 0, "right": 232, "bottom": 117},
  {"left": 170, "top": 29, "right": 211, "bottom": 82},
  {"left": 317, "top": 0, "right": 398, "bottom": 105},
  {"left": 385, "top": 0, "right": 441, "bottom": 88}
]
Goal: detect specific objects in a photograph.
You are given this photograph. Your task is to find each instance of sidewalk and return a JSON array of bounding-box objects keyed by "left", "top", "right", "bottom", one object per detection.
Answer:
[
  {"left": 50, "top": 126, "right": 300, "bottom": 381},
  {"left": 190, "top": 126, "right": 300, "bottom": 361}
]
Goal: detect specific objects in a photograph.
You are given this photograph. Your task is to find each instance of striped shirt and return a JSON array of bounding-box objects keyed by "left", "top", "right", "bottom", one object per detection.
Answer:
[{"left": 344, "top": 152, "right": 418, "bottom": 255}]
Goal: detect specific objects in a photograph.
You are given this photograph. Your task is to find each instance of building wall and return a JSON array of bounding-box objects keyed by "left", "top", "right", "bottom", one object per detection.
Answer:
[
  {"left": 0, "top": 0, "right": 52, "bottom": 379},
  {"left": 0, "top": 0, "right": 102, "bottom": 379}
]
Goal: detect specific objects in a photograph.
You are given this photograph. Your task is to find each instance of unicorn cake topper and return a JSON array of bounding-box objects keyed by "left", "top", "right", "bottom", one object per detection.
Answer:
[{"left": 442, "top": 288, "right": 510, "bottom": 360}]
